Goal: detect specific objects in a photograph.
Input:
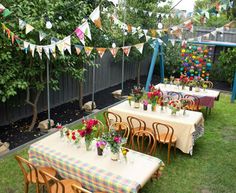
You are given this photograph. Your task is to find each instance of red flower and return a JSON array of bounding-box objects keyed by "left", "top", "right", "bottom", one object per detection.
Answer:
[
  {"left": 72, "top": 132, "right": 75, "bottom": 136},
  {"left": 72, "top": 135, "right": 76, "bottom": 140},
  {"left": 56, "top": 124, "right": 63, "bottom": 129},
  {"left": 78, "top": 130, "right": 86, "bottom": 137}
]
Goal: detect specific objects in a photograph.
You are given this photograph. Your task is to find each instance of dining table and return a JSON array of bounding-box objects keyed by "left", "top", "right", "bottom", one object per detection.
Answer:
[
  {"left": 155, "top": 83, "right": 220, "bottom": 109},
  {"left": 108, "top": 101, "right": 204, "bottom": 155},
  {"left": 28, "top": 131, "right": 163, "bottom": 193}
]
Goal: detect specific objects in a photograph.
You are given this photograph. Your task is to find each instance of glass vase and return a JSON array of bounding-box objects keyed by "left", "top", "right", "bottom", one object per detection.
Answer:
[
  {"left": 134, "top": 101, "right": 140, "bottom": 108},
  {"left": 143, "top": 104, "right": 147, "bottom": 111},
  {"left": 97, "top": 147, "right": 103, "bottom": 156},
  {"left": 111, "top": 152, "right": 119, "bottom": 161},
  {"left": 151, "top": 104, "right": 157, "bottom": 112},
  {"left": 85, "top": 137, "right": 92, "bottom": 151}
]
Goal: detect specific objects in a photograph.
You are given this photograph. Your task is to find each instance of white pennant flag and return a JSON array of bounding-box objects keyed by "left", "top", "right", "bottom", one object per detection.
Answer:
[
  {"left": 89, "top": 6, "right": 101, "bottom": 29},
  {"left": 134, "top": 43, "right": 144, "bottom": 54},
  {"left": 170, "top": 39, "right": 175, "bottom": 46},
  {"left": 134, "top": 8, "right": 138, "bottom": 13},
  {"left": 64, "top": 36, "right": 71, "bottom": 54},
  {"left": 19, "top": 19, "right": 26, "bottom": 30},
  {"left": 79, "top": 21, "right": 92, "bottom": 40},
  {"left": 146, "top": 35, "right": 152, "bottom": 42},
  {"left": 109, "top": 48, "right": 119, "bottom": 58},
  {"left": 132, "top": 27, "right": 137, "bottom": 35},
  {"left": 57, "top": 41, "right": 65, "bottom": 55},
  {"left": 24, "top": 41, "right": 30, "bottom": 49},
  {"left": 43, "top": 46, "right": 50, "bottom": 60},
  {"left": 107, "top": 0, "right": 118, "bottom": 6},
  {"left": 157, "top": 30, "right": 162, "bottom": 37},
  {"left": 143, "top": 29, "right": 148, "bottom": 36},
  {"left": 143, "top": 10, "right": 147, "bottom": 15},
  {"left": 148, "top": 12, "right": 152, "bottom": 17},
  {"left": 39, "top": 31, "right": 47, "bottom": 42},
  {"left": 211, "top": 30, "right": 217, "bottom": 36},
  {"left": 48, "top": 45, "right": 56, "bottom": 58},
  {"left": 25, "top": 24, "right": 34, "bottom": 34},
  {"left": 36, "top": 46, "right": 43, "bottom": 59},
  {"left": 29, "top": 44, "right": 36, "bottom": 57},
  {"left": 122, "top": 46, "right": 131, "bottom": 56}
]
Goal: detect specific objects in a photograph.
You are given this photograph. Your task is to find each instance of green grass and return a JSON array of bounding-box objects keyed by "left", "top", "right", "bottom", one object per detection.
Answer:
[{"left": 0, "top": 94, "right": 236, "bottom": 193}]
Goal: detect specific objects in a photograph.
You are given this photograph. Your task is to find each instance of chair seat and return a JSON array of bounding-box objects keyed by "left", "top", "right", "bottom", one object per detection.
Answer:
[
  {"left": 51, "top": 179, "right": 82, "bottom": 193},
  {"left": 27, "top": 167, "right": 56, "bottom": 184},
  {"left": 156, "top": 133, "right": 177, "bottom": 143},
  {"left": 133, "top": 127, "right": 153, "bottom": 133}
]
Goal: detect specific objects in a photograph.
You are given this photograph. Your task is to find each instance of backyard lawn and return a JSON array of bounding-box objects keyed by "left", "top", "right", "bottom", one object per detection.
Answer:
[{"left": 0, "top": 94, "right": 236, "bottom": 193}]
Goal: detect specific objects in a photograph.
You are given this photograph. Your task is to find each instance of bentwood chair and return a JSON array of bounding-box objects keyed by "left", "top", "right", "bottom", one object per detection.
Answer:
[
  {"left": 103, "top": 111, "right": 122, "bottom": 128},
  {"left": 152, "top": 122, "right": 177, "bottom": 164},
  {"left": 71, "top": 184, "right": 106, "bottom": 193},
  {"left": 180, "top": 98, "right": 195, "bottom": 111},
  {"left": 131, "top": 130, "right": 156, "bottom": 156},
  {"left": 203, "top": 80, "right": 213, "bottom": 89},
  {"left": 167, "top": 91, "right": 183, "bottom": 100},
  {"left": 184, "top": 94, "right": 200, "bottom": 111},
  {"left": 15, "top": 155, "right": 57, "bottom": 193},
  {"left": 95, "top": 120, "right": 105, "bottom": 138},
  {"left": 39, "top": 169, "right": 82, "bottom": 193},
  {"left": 110, "top": 122, "right": 130, "bottom": 141}
]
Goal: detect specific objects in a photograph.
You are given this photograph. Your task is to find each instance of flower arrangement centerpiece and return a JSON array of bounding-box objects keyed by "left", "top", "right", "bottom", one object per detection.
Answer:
[
  {"left": 131, "top": 85, "right": 144, "bottom": 108},
  {"left": 147, "top": 85, "right": 162, "bottom": 111},
  {"left": 78, "top": 118, "right": 98, "bottom": 151},
  {"left": 143, "top": 99, "right": 148, "bottom": 111},
  {"left": 96, "top": 138, "right": 107, "bottom": 156},
  {"left": 121, "top": 147, "right": 129, "bottom": 163},
  {"left": 127, "top": 96, "right": 132, "bottom": 106},
  {"left": 102, "top": 129, "right": 126, "bottom": 161},
  {"left": 194, "top": 76, "right": 204, "bottom": 92},
  {"left": 179, "top": 74, "right": 189, "bottom": 90},
  {"left": 168, "top": 99, "right": 181, "bottom": 115}
]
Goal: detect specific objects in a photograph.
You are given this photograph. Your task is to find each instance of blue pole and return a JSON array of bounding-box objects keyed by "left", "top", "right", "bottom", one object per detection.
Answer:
[
  {"left": 231, "top": 71, "right": 236, "bottom": 103},
  {"left": 145, "top": 39, "right": 159, "bottom": 91},
  {"left": 159, "top": 44, "right": 164, "bottom": 83}
]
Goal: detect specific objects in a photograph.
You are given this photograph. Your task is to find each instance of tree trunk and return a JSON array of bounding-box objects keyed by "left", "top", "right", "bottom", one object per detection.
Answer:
[
  {"left": 25, "top": 88, "right": 41, "bottom": 131},
  {"left": 79, "top": 81, "right": 83, "bottom": 110}
]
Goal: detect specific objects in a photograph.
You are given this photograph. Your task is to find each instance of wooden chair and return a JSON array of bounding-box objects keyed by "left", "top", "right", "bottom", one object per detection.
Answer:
[
  {"left": 15, "top": 155, "right": 57, "bottom": 193},
  {"left": 131, "top": 130, "right": 156, "bottom": 156},
  {"left": 103, "top": 111, "right": 122, "bottom": 128},
  {"left": 39, "top": 169, "right": 82, "bottom": 193},
  {"left": 180, "top": 98, "right": 195, "bottom": 111},
  {"left": 95, "top": 120, "right": 105, "bottom": 138},
  {"left": 167, "top": 91, "right": 183, "bottom": 100},
  {"left": 109, "top": 122, "right": 130, "bottom": 141},
  {"left": 203, "top": 80, "right": 213, "bottom": 89},
  {"left": 184, "top": 94, "right": 200, "bottom": 111},
  {"left": 152, "top": 122, "right": 177, "bottom": 164},
  {"left": 71, "top": 184, "right": 106, "bottom": 193}
]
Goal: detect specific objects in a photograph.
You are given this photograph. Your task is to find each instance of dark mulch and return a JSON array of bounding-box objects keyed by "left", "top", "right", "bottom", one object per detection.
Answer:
[{"left": 0, "top": 75, "right": 231, "bottom": 150}]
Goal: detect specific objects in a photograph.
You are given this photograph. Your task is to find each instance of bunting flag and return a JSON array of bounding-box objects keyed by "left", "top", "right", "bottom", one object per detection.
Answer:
[
  {"left": 211, "top": 30, "right": 217, "bottom": 36},
  {"left": 89, "top": 6, "right": 102, "bottom": 29},
  {"left": 170, "top": 39, "right": 175, "bottom": 46},
  {"left": 150, "top": 29, "right": 157, "bottom": 37},
  {"left": 36, "top": 46, "right": 43, "bottom": 59},
  {"left": 57, "top": 41, "right": 65, "bottom": 55},
  {"left": 134, "top": 43, "right": 144, "bottom": 54},
  {"left": 0, "top": 4, "right": 5, "bottom": 11},
  {"left": 29, "top": 44, "right": 36, "bottom": 57},
  {"left": 109, "top": 48, "right": 119, "bottom": 58},
  {"left": 23, "top": 41, "right": 30, "bottom": 51},
  {"left": 19, "top": 19, "right": 26, "bottom": 30},
  {"left": 64, "top": 36, "right": 71, "bottom": 54},
  {"left": 96, "top": 48, "right": 106, "bottom": 58},
  {"left": 143, "top": 29, "right": 148, "bottom": 37},
  {"left": 11, "top": 32, "right": 15, "bottom": 44},
  {"left": 122, "top": 46, "right": 131, "bottom": 56},
  {"left": 39, "top": 31, "right": 47, "bottom": 42},
  {"left": 79, "top": 21, "right": 92, "bottom": 40},
  {"left": 84, "top": 47, "right": 93, "bottom": 56},
  {"left": 74, "top": 27, "right": 85, "bottom": 45},
  {"left": 75, "top": 45, "right": 84, "bottom": 55},
  {"left": 25, "top": 24, "right": 34, "bottom": 34},
  {"left": 107, "top": 0, "right": 119, "bottom": 6},
  {"left": 184, "top": 19, "right": 193, "bottom": 31},
  {"left": 2, "top": 9, "right": 11, "bottom": 17},
  {"left": 43, "top": 46, "right": 50, "bottom": 60},
  {"left": 48, "top": 44, "right": 56, "bottom": 58}
]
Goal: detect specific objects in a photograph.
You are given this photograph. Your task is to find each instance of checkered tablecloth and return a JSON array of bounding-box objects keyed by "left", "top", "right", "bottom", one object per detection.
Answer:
[{"left": 29, "top": 132, "right": 163, "bottom": 193}]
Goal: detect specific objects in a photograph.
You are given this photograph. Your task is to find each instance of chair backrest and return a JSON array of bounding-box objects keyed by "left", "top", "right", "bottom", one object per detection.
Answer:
[
  {"left": 131, "top": 130, "right": 156, "bottom": 156},
  {"left": 39, "top": 169, "right": 65, "bottom": 193},
  {"left": 180, "top": 98, "right": 195, "bottom": 110},
  {"left": 109, "top": 122, "right": 130, "bottom": 140},
  {"left": 203, "top": 81, "right": 213, "bottom": 89},
  {"left": 127, "top": 116, "right": 147, "bottom": 132},
  {"left": 152, "top": 122, "right": 174, "bottom": 143},
  {"left": 103, "top": 111, "right": 122, "bottom": 128},
  {"left": 167, "top": 91, "right": 183, "bottom": 100},
  {"left": 15, "top": 155, "right": 38, "bottom": 184},
  {"left": 184, "top": 94, "right": 200, "bottom": 111},
  {"left": 95, "top": 120, "right": 105, "bottom": 138},
  {"left": 72, "top": 184, "right": 92, "bottom": 193}
]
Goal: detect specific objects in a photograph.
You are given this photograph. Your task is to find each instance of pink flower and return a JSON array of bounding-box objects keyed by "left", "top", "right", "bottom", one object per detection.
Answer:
[
  {"left": 72, "top": 135, "right": 76, "bottom": 140},
  {"left": 56, "top": 124, "right": 63, "bottom": 129},
  {"left": 147, "top": 92, "right": 153, "bottom": 99},
  {"left": 114, "top": 136, "right": 121, "bottom": 143}
]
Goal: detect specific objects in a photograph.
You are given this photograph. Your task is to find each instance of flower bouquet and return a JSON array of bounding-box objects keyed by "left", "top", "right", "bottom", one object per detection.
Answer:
[
  {"left": 78, "top": 118, "right": 98, "bottom": 151},
  {"left": 131, "top": 85, "right": 144, "bottom": 108},
  {"left": 147, "top": 85, "right": 162, "bottom": 111},
  {"left": 194, "top": 76, "right": 204, "bottom": 92},
  {"left": 96, "top": 138, "right": 107, "bottom": 156},
  {"left": 168, "top": 100, "right": 181, "bottom": 115},
  {"left": 179, "top": 74, "right": 189, "bottom": 90}
]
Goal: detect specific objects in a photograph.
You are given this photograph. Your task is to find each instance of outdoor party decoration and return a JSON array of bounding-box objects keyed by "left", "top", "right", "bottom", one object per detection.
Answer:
[
  {"left": 90, "top": 6, "right": 102, "bottom": 29},
  {"left": 147, "top": 85, "right": 162, "bottom": 111},
  {"left": 130, "top": 85, "right": 144, "bottom": 108},
  {"left": 180, "top": 43, "right": 214, "bottom": 80},
  {"left": 168, "top": 99, "right": 181, "bottom": 115},
  {"left": 96, "top": 138, "right": 107, "bottom": 156}
]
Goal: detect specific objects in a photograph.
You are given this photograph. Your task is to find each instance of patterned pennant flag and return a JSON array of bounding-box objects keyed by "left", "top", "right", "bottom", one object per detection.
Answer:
[
  {"left": 109, "top": 48, "right": 119, "bottom": 58},
  {"left": 24, "top": 41, "right": 30, "bottom": 50},
  {"left": 29, "top": 44, "right": 36, "bottom": 57},
  {"left": 43, "top": 46, "right": 50, "bottom": 60},
  {"left": 19, "top": 19, "right": 26, "bottom": 30},
  {"left": 25, "top": 24, "right": 34, "bottom": 34},
  {"left": 64, "top": 36, "right": 71, "bottom": 54},
  {"left": 10, "top": 32, "right": 15, "bottom": 44},
  {"left": 127, "top": 24, "right": 132, "bottom": 33},
  {"left": 122, "top": 46, "right": 131, "bottom": 56},
  {"left": 150, "top": 29, "right": 157, "bottom": 37},
  {"left": 74, "top": 27, "right": 85, "bottom": 45},
  {"left": 84, "top": 47, "right": 93, "bottom": 56},
  {"left": 57, "top": 41, "right": 65, "bottom": 55},
  {"left": 48, "top": 45, "right": 56, "bottom": 58},
  {"left": 170, "top": 39, "right": 175, "bottom": 46},
  {"left": 74, "top": 45, "right": 84, "bottom": 55},
  {"left": 89, "top": 6, "right": 102, "bottom": 29},
  {"left": 96, "top": 48, "right": 106, "bottom": 58},
  {"left": 39, "top": 31, "right": 47, "bottom": 42},
  {"left": 36, "top": 46, "right": 43, "bottom": 59},
  {"left": 79, "top": 21, "right": 92, "bottom": 40},
  {"left": 134, "top": 43, "right": 144, "bottom": 54}
]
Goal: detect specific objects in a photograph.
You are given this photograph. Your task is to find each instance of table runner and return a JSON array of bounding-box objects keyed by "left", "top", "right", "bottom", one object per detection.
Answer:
[
  {"left": 29, "top": 132, "right": 163, "bottom": 193},
  {"left": 108, "top": 101, "right": 204, "bottom": 154}
]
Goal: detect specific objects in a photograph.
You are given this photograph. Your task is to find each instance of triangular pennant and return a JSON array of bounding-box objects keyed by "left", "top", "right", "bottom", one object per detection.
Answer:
[
  {"left": 19, "top": 19, "right": 26, "bottom": 30},
  {"left": 29, "top": 44, "right": 36, "bottom": 57},
  {"left": 148, "top": 12, "right": 152, "bottom": 17},
  {"left": 43, "top": 46, "right": 50, "bottom": 60},
  {"left": 109, "top": 48, "right": 119, "bottom": 58},
  {"left": 36, "top": 46, "right": 43, "bottom": 59},
  {"left": 107, "top": 0, "right": 119, "bottom": 6},
  {"left": 138, "top": 32, "right": 144, "bottom": 39},
  {"left": 48, "top": 45, "right": 56, "bottom": 58},
  {"left": 51, "top": 37, "right": 59, "bottom": 44},
  {"left": 143, "top": 29, "right": 148, "bottom": 36},
  {"left": 211, "top": 30, "right": 217, "bottom": 36},
  {"left": 74, "top": 27, "right": 85, "bottom": 45},
  {"left": 134, "top": 43, "right": 144, "bottom": 54},
  {"left": 39, "top": 31, "right": 47, "bottom": 42},
  {"left": 75, "top": 45, "right": 84, "bottom": 55},
  {"left": 25, "top": 24, "right": 34, "bottom": 34},
  {"left": 57, "top": 41, "right": 65, "bottom": 55},
  {"left": 0, "top": 4, "right": 5, "bottom": 10},
  {"left": 143, "top": 10, "right": 147, "bottom": 15},
  {"left": 10, "top": 32, "right": 15, "bottom": 44},
  {"left": 64, "top": 36, "right": 71, "bottom": 54},
  {"left": 146, "top": 35, "right": 152, "bottom": 42},
  {"left": 2, "top": 9, "right": 11, "bottom": 17},
  {"left": 150, "top": 29, "right": 157, "bottom": 37},
  {"left": 84, "top": 47, "right": 93, "bottom": 56},
  {"left": 170, "top": 39, "right": 175, "bottom": 46},
  {"left": 134, "top": 8, "right": 138, "bottom": 13},
  {"left": 89, "top": 6, "right": 102, "bottom": 29},
  {"left": 198, "top": 36, "right": 202, "bottom": 42},
  {"left": 96, "top": 48, "right": 106, "bottom": 58},
  {"left": 122, "top": 46, "right": 131, "bottom": 56},
  {"left": 79, "top": 21, "right": 92, "bottom": 40},
  {"left": 24, "top": 41, "right": 30, "bottom": 50},
  {"left": 132, "top": 27, "right": 137, "bottom": 35}
]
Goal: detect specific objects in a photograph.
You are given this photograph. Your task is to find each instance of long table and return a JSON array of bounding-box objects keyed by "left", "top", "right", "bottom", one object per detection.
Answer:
[
  {"left": 108, "top": 101, "right": 204, "bottom": 155},
  {"left": 156, "top": 83, "right": 220, "bottom": 108},
  {"left": 29, "top": 132, "right": 163, "bottom": 193}
]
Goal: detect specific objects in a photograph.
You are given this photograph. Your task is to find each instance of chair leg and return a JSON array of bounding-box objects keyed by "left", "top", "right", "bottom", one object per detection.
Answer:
[
  {"left": 167, "top": 144, "right": 171, "bottom": 164},
  {"left": 24, "top": 182, "right": 29, "bottom": 193}
]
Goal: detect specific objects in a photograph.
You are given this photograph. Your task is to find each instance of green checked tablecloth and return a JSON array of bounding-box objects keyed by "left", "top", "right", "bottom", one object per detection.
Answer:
[{"left": 29, "top": 132, "right": 163, "bottom": 193}]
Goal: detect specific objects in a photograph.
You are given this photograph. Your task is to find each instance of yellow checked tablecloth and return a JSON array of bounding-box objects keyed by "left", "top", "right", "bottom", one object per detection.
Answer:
[
  {"left": 29, "top": 132, "right": 163, "bottom": 193},
  {"left": 108, "top": 101, "right": 204, "bottom": 155}
]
